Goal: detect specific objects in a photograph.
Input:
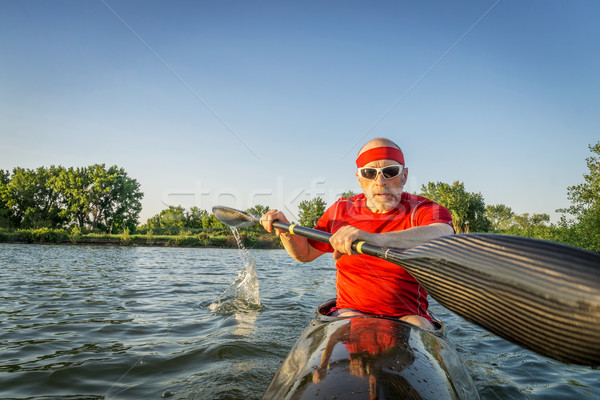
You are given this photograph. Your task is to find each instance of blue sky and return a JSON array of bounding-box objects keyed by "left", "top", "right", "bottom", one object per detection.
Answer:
[{"left": 1, "top": 1, "right": 599, "bottom": 223}]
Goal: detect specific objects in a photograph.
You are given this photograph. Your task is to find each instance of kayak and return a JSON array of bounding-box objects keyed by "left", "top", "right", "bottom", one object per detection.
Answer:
[{"left": 263, "top": 299, "right": 480, "bottom": 399}]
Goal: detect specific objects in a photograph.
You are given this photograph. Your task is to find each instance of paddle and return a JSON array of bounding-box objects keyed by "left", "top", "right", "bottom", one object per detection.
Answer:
[{"left": 213, "top": 206, "right": 600, "bottom": 367}]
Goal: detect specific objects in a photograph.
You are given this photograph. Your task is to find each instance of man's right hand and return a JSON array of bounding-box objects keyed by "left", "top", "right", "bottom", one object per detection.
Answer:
[
  {"left": 260, "top": 209, "right": 290, "bottom": 236},
  {"left": 260, "top": 210, "right": 325, "bottom": 263}
]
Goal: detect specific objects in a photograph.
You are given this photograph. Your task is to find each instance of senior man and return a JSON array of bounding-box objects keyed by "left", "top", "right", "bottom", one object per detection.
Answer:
[{"left": 261, "top": 138, "right": 454, "bottom": 329}]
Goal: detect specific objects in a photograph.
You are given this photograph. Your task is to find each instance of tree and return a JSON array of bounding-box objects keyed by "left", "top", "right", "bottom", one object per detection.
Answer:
[
  {"left": 187, "top": 207, "right": 208, "bottom": 229},
  {"left": 246, "top": 204, "right": 270, "bottom": 217},
  {"left": 152, "top": 206, "right": 187, "bottom": 229},
  {"left": 86, "top": 165, "right": 143, "bottom": 232},
  {"left": 141, "top": 206, "right": 229, "bottom": 232},
  {"left": 512, "top": 213, "right": 550, "bottom": 229},
  {"left": 420, "top": 181, "right": 491, "bottom": 233},
  {"left": 298, "top": 197, "right": 327, "bottom": 228},
  {"left": 0, "top": 169, "right": 15, "bottom": 228},
  {"left": 339, "top": 190, "right": 357, "bottom": 199},
  {"left": 52, "top": 164, "right": 142, "bottom": 232},
  {"left": 204, "top": 213, "right": 227, "bottom": 230},
  {"left": 3, "top": 166, "right": 66, "bottom": 229},
  {"left": 558, "top": 141, "right": 600, "bottom": 251},
  {"left": 486, "top": 204, "right": 514, "bottom": 231},
  {"left": 106, "top": 167, "right": 143, "bottom": 232},
  {"left": 0, "top": 164, "right": 142, "bottom": 231},
  {"left": 54, "top": 166, "right": 92, "bottom": 229}
]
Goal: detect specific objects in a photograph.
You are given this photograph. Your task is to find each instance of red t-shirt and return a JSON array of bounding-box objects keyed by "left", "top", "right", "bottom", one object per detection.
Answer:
[{"left": 308, "top": 193, "right": 453, "bottom": 318}]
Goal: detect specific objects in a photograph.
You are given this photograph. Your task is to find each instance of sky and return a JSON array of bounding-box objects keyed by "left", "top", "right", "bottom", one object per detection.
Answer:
[{"left": 1, "top": 0, "right": 599, "bottom": 223}]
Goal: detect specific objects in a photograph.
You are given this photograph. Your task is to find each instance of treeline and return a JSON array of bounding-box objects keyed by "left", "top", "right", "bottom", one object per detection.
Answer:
[
  {"left": 0, "top": 164, "right": 143, "bottom": 232},
  {"left": 138, "top": 205, "right": 274, "bottom": 233},
  {"left": 136, "top": 204, "right": 279, "bottom": 248},
  {"left": 2, "top": 142, "right": 597, "bottom": 252},
  {"left": 137, "top": 200, "right": 333, "bottom": 236},
  {"left": 401, "top": 142, "right": 600, "bottom": 252},
  {"left": 420, "top": 181, "right": 555, "bottom": 233},
  {"left": 484, "top": 142, "right": 598, "bottom": 253}
]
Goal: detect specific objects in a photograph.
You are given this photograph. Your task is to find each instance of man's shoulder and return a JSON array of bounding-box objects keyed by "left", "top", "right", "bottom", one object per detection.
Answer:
[
  {"left": 322, "top": 194, "right": 366, "bottom": 219},
  {"left": 333, "top": 193, "right": 366, "bottom": 206},
  {"left": 401, "top": 192, "right": 435, "bottom": 206}
]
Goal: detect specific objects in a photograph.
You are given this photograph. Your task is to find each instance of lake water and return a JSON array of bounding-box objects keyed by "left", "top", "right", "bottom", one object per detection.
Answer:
[{"left": 1, "top": 243, "right": 598, "bottom": 399}]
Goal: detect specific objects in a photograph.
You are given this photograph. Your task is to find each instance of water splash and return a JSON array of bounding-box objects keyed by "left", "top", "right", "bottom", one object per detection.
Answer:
[{"left": 208, "top": 227, "right": 262, "bottom": 313}]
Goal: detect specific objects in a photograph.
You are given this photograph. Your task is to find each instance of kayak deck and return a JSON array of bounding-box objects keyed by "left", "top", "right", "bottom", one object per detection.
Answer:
[{"left": 263, "top": 299, "right": 479, "bottom": 399}]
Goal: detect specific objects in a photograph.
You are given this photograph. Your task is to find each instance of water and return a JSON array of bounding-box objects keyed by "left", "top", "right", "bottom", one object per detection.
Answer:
[
  {"left": 1, "top": 243, "right": 599, "bottom": 399},
  {"left": 208, "top": 228, "right": 261, "bottom": 313}
]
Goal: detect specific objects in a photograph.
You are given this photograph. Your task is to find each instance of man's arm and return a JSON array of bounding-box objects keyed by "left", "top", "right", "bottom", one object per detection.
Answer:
[
  {"left": 260, "top": 210, "right": 325, "bottom": 263},
  {"left": 329, "top": 223, "right": 453, "bottom": 259}
]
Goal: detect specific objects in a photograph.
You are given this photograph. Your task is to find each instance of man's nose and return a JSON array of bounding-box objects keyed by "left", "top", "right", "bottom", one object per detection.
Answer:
[{"left": 375, "top": 172, "right": 387, "bottom": 185}]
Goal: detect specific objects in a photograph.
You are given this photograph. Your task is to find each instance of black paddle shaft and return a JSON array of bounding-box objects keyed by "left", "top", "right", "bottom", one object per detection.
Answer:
[{"left": 272, "top": 220, "right": 389, "bottom": 256}]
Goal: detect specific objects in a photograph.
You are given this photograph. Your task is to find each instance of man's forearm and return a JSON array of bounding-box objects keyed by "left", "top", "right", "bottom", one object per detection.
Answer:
[{"left": 279, "top": 232, "right": 324, "bottom": 262}]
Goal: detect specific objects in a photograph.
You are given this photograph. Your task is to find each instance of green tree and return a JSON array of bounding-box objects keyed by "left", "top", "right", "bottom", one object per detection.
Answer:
[
  {"left": 86, "top": 165, "right": 143, "bottom": 232},
  {"left": 0, "top": 164, "right": 142, "bottom": 231},
  {"left": 298, "top": 197, "right": 327, "bottom": 228},
  {"left": 142, "top": 206, "right": 227, "bottom": 232},
  {"left": 486, "top": 204, "right": 514, "bottom": 231},
  {"left": 511, "top": 213, "right": 550, "bottom": 229},
  {"left": 0, "top": 169, "right": 15, "bottom": 228},
  {"left": 558, "top": 142, "right": 600, "bottom": 251},
  {"left": 3, "top": 166, "right": 66, "bottom": 229},
  {"left": 246, "top": 204, "right": 270, "bottom": 217},
  {"left": 420, "top": 181, "right": 491, "bottom": 233},
  {"left": 187, "top": 207, "right": 208, "bottom": 229},
  {"left": 143, "top": 214, "right": 162, "bottom": 230},
  {"left": 53, "top": 164, "right": 142, "bottom": 232},
  {"left": 54, "top": 166, "right": 92, "bottom": 229},
  {"left": 204, "top": 213, "right": 227, "bottom": 230},
  {"left": 339, "top": 190, "right": 357, "bottom": 199},
  {"left": 152, "top": 206, "right": 187, "bottom": 229}
]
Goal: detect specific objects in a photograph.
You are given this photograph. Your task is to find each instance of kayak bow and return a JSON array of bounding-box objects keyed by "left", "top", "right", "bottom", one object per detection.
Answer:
[{"left": 263, "top": 300, "right": 479, "bottom": 400}]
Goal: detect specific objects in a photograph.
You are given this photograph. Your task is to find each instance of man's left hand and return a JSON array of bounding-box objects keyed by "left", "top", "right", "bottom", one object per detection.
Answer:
[{"left": 329, "top": 225, "right": 373, "bottom": 259}]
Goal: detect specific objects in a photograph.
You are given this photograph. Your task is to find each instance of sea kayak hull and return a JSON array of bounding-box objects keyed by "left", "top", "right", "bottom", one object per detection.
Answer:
[{"left": 263, "top": 300, "right": 479, "bottom": 399}]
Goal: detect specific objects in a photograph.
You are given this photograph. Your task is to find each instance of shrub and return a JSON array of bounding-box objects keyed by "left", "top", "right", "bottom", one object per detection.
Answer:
[
  {"left": 15, "top": 228, "right": 69, "bottom": 243},
  {"left": 70, "top": 226, "right": 82, "bottom": 243},
  {"left": 120, "top": 227, "right": 131, "bottom": 245}
]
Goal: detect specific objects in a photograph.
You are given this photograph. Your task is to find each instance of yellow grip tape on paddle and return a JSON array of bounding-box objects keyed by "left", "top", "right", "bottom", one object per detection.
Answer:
[
  {"left": 355, "top": 241, "right": 366, "bottom": 254},
  {"left": 288, "top": 224, "right": 298, "bottom": 235}
]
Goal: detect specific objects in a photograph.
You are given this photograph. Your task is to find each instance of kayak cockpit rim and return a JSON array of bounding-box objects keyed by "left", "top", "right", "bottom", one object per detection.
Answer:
[{"left": 315, "top": 298, "right": 445, "bottom": 333}]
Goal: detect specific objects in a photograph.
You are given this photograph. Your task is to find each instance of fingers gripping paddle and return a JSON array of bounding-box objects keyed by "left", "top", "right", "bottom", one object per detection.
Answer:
[{"left": 213, "top": 206, "right": 600, "bottom": 366}]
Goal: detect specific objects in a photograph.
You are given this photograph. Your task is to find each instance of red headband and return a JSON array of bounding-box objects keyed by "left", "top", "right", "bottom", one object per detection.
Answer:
[{"left": 356, "top": 146, "right": 405, "bottom": 168}]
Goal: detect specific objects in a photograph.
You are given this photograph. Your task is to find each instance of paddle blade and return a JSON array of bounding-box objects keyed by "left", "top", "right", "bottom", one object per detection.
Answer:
[
  {"left": 386, "top": 234, "right": 600, "bottom": 366},
  {"left": 212, "top": 206, "right": 260, "bottom": 228}
]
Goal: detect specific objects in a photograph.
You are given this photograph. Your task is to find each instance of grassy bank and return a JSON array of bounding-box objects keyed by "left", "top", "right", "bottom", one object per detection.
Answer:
[{"left": 0, "top": 228, "right": 283, "bottom": 249}]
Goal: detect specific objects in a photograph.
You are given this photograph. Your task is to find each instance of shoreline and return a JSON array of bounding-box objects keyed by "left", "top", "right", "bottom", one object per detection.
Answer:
[{"left": 0, "top": 231, "right": 283, "bottom": 249}]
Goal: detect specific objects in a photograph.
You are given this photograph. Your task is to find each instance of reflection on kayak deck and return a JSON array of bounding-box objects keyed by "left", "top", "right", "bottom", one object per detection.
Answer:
[{"left": 263, "top": 299, "right": 480, "bottom": 400}]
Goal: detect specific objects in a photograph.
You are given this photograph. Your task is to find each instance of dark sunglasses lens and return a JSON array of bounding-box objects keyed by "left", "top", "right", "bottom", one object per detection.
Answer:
[
  {"left": 360, "top": 168, "right": 378, "bottom": 180},
  {"left": 382, "top": 166, "right": 401, "bottom": 179}
]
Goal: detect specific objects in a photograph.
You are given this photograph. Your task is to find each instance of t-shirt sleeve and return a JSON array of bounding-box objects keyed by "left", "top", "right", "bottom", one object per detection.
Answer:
[
  {"left": 306, "top": 203, "right": 336, "bottom": 253},
  {"left": 412, "top": 201, "right": 454, "bottom": 230}
]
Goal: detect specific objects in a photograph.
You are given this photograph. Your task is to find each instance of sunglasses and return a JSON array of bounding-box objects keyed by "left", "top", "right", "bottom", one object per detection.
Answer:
[{"left": 358, "top": 165, "right": 403, "bottom": 180}]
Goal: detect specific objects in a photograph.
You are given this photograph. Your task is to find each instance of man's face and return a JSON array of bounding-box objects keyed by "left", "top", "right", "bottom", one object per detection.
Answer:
[{"left": 356, "top": 159, "right": 407, "bottom": 213}]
